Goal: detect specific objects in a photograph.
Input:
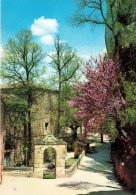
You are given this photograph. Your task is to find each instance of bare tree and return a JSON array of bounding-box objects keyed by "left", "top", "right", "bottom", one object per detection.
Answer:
[
  {"left": 72, "top": 0, "right": 121, "bottom": 55},
  {"left": 46, "top": 35, "right": 81, "bottom": 136}
]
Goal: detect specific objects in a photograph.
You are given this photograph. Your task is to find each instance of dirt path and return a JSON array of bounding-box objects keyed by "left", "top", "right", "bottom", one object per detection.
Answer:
[{"left": 0, "top": 141, "right": 132, "bottom": 195}]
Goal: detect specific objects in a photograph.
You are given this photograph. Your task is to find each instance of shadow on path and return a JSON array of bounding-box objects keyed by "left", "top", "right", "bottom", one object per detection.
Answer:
[
  {"left": 84, "top": 142, "right": 113, "bottom": 173},
  {"left": 58, "top": 181, "right": 121, "bottom": 190},
  {"left": 78, "top": 190, "right": 132, "bottom": 195},
  {"left": 58, "top": 141, "right": 132, "bottom": 195},
  {"left": 78, "top": 142, "right": 117, "bottom": 184}
]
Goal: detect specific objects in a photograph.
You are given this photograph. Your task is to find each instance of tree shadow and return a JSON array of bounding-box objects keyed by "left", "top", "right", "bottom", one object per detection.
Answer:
[
  {"left": 58, "top": 142, "right": 132, "bottom": 194},
  {"left": 78, "top": 164, "right": 113, "bottom": 175},
  {"left": 79, "top": 142, "right": 115, "bottom": 181},
  {"left": 78, "top": 189, "right": 132, "bottom": 195},
  {"left": 58, "top": 181, "right": 121, "bottom": 191},
  {"left": 78, "top": 142, "right": 130, "bottom": 191}
]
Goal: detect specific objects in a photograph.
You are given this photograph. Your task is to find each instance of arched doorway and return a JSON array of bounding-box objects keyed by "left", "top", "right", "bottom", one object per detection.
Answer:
[
  {"left": 34, "top": 133, "right": 67, "bottom": 178},
  {"left": 43, "top": 147, "right": 56, "bottom": 179}
]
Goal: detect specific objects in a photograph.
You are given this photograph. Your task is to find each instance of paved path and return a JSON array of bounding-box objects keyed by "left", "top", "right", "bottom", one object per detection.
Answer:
[{"left": 0, "top": 141, "right": 132, "bottom": 195}]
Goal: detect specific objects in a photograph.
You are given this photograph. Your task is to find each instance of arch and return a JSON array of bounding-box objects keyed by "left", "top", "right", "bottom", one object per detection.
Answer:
[
  {"left": 34, "top": 133, "right": 67, "bottom": 178},
  {"left": 43, "top": 147, "right": 56, "bottom": 179}
]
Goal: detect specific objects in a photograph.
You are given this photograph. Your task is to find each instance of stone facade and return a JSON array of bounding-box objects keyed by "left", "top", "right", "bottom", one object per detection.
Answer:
[
  {"left": 0, "top": 98, "right": 5, "bottom": 182},
  {"left": 31, "top": 88, "right": 58, "bottom": 138},
  {"left": 1, "top": 86, "right": 58, "bottom": 166},
  {"left": 34, "top": 134, "right": 67, "bottom": 178}
]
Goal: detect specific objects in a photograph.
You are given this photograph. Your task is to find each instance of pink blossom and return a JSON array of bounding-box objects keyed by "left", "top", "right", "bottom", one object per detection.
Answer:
[{"left": 70, "top": 54, "right": 126, "bottom": 137}]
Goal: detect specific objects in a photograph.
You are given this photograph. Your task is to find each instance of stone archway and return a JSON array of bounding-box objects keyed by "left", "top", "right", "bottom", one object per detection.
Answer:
[
  {"left": 43, "top": 147, "right": 56, "bottom": 179},
  {"left": 34, "top": 133, "right": 67, "bottom": 178}
]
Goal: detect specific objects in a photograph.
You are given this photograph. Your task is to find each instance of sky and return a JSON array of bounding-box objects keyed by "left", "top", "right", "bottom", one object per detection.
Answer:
[{"left": 1, "top": 0, "right": 106, "bottom": 60}]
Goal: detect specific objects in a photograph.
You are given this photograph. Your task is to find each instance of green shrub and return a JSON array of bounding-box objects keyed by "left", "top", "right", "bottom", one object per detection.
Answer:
[{"left": 43, "top": 174, "right": 55, "bottom": 179}]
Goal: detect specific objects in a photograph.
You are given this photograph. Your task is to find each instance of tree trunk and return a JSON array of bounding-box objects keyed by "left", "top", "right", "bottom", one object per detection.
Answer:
[
  {"left": 101, "top": 132, "right": 104, "bottom": 143},
  {"left": 57, "top": 93, "right": 61, "bottom": 137},
  {"left": 27, "top": 112, "right": 31, "bottom": 165},
  {"left": 0, "top": 130, "right": 4, "bottom": 184},
  {"left": 23, "top": 122, "right": 27, "bottom": 166},
  {"left": 57, "top": 70, "right": 61, "bottom": 137},
  {"left": 73, "top": 129, "right": 77, "bottom": 141},
  {"left": 80, "top": 125, "right": 83, "bottom": 140},
  {"left": 27, "top": 92, "right": 32, "bottom": 166},
  {"left": 115, "top": 119, "right": 124, "bottom": 138}
]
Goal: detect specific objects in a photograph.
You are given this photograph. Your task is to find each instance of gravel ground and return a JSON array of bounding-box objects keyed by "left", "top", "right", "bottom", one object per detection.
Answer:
[{"left": 0, "top": 141, "right": 133, "bottom": 195}]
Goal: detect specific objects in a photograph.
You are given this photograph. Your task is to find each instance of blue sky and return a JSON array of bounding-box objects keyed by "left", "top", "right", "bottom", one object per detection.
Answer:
[{"left": 1, "top": 0, "right": 106, "bottom": 59}]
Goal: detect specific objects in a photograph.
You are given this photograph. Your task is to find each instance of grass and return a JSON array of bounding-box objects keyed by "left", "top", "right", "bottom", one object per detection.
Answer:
[
  {"left": 43, "top": 174, "right": 55, "bottom": 179},
  {"left": 86, "top": 135, "right": 112, "bottom": 152},
  {"left": 65, "top": 157, "right": 77, "bottom": 169}
]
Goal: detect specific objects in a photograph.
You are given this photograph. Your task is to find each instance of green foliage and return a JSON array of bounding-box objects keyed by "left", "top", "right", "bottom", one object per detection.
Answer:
[
  {"left": 1, "top": 29, "right": 45, "bottom": 84},
  {"left": 43, "top": 174, "right": 55, "bottom": 179},
  {"left": 108, "top": 122, "right": 118, "bottom": 139},
  {"left": 126, "top": 108, "right": 136, "bottom": 124},
  {"left": 100, "top": 117, "right": 118, "bottom": 140},
  {"left": 23, "top": 146, "right": 29, "bottom": 152},
  {"left": 44, "top": 148, "right": 55, "bottom": 163},
  {"left": 65, "top": 136, "right": 74, "bottom": 151},
  {"left": 106, "top": 0, "right": 136, "bottom": 73},
  {"left": 59, "top": 83, "right": 77, "bottom": 129},
  {"left": 124, "top": 81, "right": 136, "bottom": 124},
  {"left": 119, "top": 23, "right": 136, "bottom": 49}
]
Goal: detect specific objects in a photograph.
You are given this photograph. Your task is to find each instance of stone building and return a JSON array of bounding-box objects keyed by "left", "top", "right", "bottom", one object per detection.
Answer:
[
  {"left": 0, "top": 97, "right": 5, "bottom": 182},
  {"left": 1, "top": 86, "right": 58, "bottom": 166}
]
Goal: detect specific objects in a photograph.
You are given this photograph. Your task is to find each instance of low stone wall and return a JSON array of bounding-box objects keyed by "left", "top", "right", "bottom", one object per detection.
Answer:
[
  {"left": 2, "top": 151, "right": 85, "bottom": 178},
  {"left": 65, "top": 151, "right": 85, "bottom": 176},
  {"left": 4, "top": 166, "right": 33, "bottom": 171},
  {"left": 2, "top": 166, "right": 33, "bottom": 177}
]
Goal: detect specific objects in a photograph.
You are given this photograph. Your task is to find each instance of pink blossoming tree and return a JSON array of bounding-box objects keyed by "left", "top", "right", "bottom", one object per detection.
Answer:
[{"left": 70, "top": 55, "right": 126, "bottom": 139}]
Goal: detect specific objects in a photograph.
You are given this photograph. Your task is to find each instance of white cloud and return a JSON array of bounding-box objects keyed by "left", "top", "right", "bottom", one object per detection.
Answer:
[
  {"left": 31, "top": 16, "right": 59, "bottom": 36},
  {"left": 40, "top": 35, "right": 54, "bottom": 45}
]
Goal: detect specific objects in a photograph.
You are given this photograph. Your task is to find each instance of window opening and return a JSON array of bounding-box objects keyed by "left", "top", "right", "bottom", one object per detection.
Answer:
[{"left": 45, "top": 123, "right": 48, "bottom": 130}]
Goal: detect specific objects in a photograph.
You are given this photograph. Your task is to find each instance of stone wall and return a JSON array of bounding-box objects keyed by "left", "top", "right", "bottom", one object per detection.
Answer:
[
  {"left": 0, "top": 98, "right": 5, "bottom": 183},
  {"left": 1, "top": 87, "right": 58, "bottom": 166},
  {"left": 31, "top": 90, "right": 58, "bottom": 140},
  {"left": 2, "top": 166, "right": 33, "bottom": 177}
]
